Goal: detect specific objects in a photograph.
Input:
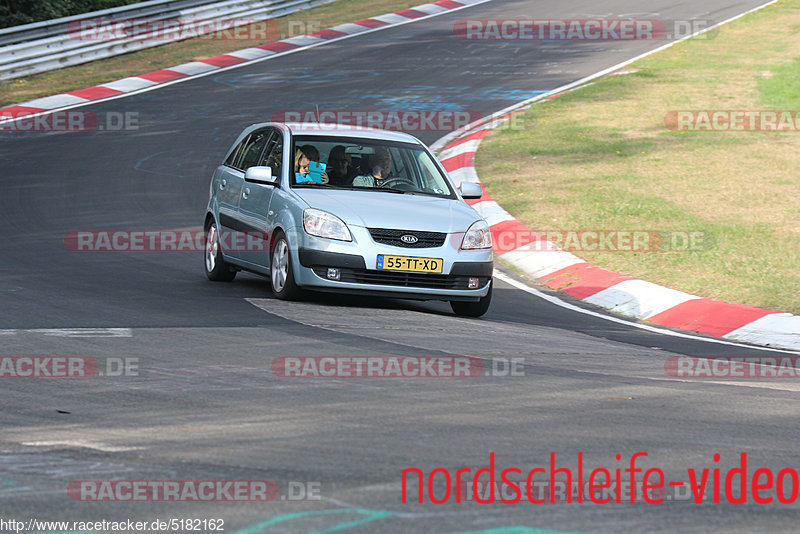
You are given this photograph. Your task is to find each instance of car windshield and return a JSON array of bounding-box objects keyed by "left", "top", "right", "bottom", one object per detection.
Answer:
[{"left": 291, "top": 136, "right": 456, "bottom": 198}]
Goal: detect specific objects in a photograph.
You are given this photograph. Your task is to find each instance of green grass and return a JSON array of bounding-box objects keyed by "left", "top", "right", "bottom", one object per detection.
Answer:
[
  {"left": 759, "top": 57, "right": 800, "bottom": 107},
  {"left": 476, "top": 0, "right": 800, "bottom": 314}
]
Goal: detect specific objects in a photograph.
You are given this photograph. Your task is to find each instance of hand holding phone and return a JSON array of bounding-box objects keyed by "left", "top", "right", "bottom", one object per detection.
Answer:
[{"left": 307, "top": 161, "right": 327, "bottom": 183}]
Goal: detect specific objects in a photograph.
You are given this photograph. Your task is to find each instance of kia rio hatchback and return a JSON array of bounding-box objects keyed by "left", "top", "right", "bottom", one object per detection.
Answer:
[{"left": 204, "top": 122, "right": 493, "bottom": 317}]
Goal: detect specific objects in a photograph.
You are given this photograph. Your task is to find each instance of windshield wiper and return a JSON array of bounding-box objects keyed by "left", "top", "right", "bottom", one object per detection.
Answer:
[
  {"left": 371, "top": 187, "right": 451, "bottom": 197},
  {"left": 402, "top": 190, "right": 448, "bottom": 198},
  {"left": 370, "top": 187, "right": 407, "bottom": 194}
]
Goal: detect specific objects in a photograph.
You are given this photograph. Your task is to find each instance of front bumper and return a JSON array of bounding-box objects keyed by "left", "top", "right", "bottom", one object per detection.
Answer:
[{"left": 292, "top": 230, "right": 493, "bottom": 301}]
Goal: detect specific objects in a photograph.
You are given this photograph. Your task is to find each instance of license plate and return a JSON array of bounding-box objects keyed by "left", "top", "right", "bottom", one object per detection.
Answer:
[{"left": 377, "top": 254, "right": 443, "bottom": 273}]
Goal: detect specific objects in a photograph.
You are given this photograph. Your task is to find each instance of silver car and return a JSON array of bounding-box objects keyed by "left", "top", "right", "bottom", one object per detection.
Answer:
[{"left": 204, "top": 122, "right": 493, "bottom": 317}]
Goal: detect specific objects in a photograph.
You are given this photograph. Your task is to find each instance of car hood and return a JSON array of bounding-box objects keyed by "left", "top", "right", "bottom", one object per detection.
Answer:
[{"left": 295, "top": 189, "right": 482, "bottom": 232}]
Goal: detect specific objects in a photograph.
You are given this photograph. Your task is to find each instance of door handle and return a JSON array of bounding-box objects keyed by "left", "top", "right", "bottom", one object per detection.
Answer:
[
  {"left": 219, "top": 178, "right": 227, "bottom": 190},
  {"left": 243, "top": 187, "right": 250, "bottom": 199}
]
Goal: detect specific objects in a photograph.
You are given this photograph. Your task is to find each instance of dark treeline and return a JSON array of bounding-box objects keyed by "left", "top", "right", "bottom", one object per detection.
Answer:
[{"left": 1, "top": 0, "right": 145, "bottom": 29}]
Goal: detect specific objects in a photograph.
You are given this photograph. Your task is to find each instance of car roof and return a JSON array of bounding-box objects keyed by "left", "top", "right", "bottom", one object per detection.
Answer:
[{"left": 246, "top": 122, "right": 424, "bottom": 144}]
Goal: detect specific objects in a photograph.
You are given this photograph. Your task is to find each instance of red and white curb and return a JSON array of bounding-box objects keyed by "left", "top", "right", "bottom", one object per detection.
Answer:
[
  {"left": 439, "top": 111, "right": 800, "bottom": 352},
  {"left": 0, "top": 0, "right": 486, "bottom": 121}
]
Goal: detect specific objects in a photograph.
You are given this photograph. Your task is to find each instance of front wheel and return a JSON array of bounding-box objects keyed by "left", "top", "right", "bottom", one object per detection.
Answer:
[
  {"left": 450, "top": 280, "right": 492, "bottom": 317},
  {"left": 270, "top": 231, "right": 302, "bottom": 300},
  {"left": 205, "top": 221, "right": 236, "bottom": 281}
]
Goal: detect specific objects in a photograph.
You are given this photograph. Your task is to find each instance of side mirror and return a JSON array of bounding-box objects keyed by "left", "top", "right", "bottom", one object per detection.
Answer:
[
  {"left": 458, "top": 182, "right": 483, "bottom": 200},
  {"left": 244, "top": 166, "right": 278, "bottom": 186}
]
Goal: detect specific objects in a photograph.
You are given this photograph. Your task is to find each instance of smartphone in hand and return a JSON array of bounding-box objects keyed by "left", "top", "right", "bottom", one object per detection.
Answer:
[{"left": 307, "top": 161, "right": 327, "bottom": 183}]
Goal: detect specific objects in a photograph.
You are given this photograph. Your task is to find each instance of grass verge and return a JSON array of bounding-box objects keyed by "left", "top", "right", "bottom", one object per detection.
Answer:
[
  {"left": 476, "top": 0, "right": 800, "bottom": 314},
  {"left": 0, "top": 0, "right": 422, "bottom": 107}
]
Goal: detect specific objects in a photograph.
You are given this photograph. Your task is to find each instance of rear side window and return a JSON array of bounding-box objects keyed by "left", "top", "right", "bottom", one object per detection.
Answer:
[
  {"left": 238, "top": 130, "right": 272, "bottom": 170},
  {"left": 260, "top": 130, "right": 283, "bottom": 179},
  {"left": 224, "top": 139, "right": 244, "bottom": 168}
]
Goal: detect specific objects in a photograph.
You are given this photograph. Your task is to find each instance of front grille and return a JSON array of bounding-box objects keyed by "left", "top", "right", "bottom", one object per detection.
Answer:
[
  {"left": 312, "top": 266, "right": 487, "bottom": 290},
  {"left": 368, "top": 228, "right": 446, "bottom": 248}
]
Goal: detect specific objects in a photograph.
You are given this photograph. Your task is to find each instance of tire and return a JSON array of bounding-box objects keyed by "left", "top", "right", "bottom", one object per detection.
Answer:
[
  {"left": 270, "top": 231, "right": 303, "bottom": 300},
  {"left": 450, "top": 280, "right": 492, "bottom": 317},
  {"left": 204, "top": 220, "right": 236, "bottom": 281}
]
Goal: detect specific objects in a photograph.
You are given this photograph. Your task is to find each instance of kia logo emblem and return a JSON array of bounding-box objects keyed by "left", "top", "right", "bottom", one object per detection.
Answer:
[{"left": 400, "top": 234, "right": 419, "bottom": 244}]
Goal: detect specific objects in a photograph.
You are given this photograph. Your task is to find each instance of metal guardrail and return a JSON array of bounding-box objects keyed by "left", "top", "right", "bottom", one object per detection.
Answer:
[{"left": 0, "top": 0, "right": 338, "bottom": 80}]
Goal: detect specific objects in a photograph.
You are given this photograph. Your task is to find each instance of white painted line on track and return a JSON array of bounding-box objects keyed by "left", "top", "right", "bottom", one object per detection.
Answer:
[
  {"left": 0, "top": 328, "right": 132, "bottom": 337},
  {"left": 21, "top": 440, "right": 141, "bottom": 452}
]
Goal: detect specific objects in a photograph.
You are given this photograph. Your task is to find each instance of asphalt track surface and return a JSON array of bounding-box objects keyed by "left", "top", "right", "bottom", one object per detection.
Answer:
[{"left": 1, "top": 1, "right": 799, "bottom": 532}]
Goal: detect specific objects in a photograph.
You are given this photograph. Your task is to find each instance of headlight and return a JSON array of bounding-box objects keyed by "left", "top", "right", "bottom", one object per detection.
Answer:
[
  {"left": 461, "top": 220, "right": 492, "bottom": 250},
  {"left": 303, "top": 208, "right": 352, "bottom": 241}
]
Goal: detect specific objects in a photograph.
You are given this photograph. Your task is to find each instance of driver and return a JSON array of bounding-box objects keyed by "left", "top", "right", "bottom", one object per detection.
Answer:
[{"left": 352, "top": 148, "right": 392, "bottom": 187}]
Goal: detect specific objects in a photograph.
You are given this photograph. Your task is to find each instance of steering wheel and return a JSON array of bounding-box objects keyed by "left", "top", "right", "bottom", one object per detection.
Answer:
[{"left": 380, "top": 177, "right": 416, "bottom": 190}]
